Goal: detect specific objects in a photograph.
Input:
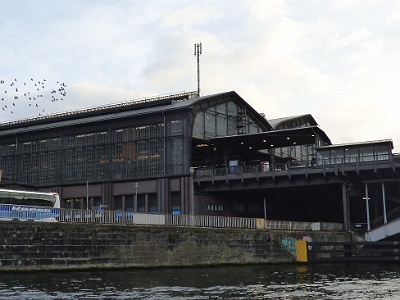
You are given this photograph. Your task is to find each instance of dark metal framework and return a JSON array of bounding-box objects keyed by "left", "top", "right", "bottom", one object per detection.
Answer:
[
  {"left": 0, "top": 91, "right": 271, "bottom": 215},
  {"left": 1, "top": 89, "right": 397, "bottom": 231}
]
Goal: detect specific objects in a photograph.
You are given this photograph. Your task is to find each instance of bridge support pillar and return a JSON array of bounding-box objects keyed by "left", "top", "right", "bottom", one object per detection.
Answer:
[
  {"left": 382, "top": 182, "right": 387, "bottom": 224},
  {"left": 342, "top": 183, "right": 350, "bottom": 232}
]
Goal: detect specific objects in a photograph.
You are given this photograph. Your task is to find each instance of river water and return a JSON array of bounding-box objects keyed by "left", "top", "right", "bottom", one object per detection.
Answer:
[{"left": 1, "top": 263, "right": 400, "bottom": 299}]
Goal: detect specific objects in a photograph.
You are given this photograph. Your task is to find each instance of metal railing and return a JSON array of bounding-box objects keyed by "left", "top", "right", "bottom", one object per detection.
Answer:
[
  {"left": 0, "top": 204, "right": 344, "bottom": 232},
  {"left": 370, "top": 207, "right": 400, "bottom": 229},
  {"left": 194, "top": 153, "right": 400, "bottom": 179},
  {"left": 53, "top": 208, "right": 343, "bottom": 231},
  {"left": 195, "top": 161, "right": 309, "bottom": 178}
]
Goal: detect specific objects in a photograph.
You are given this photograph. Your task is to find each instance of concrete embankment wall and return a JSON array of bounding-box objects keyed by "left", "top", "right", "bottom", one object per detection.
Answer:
[{"left": 0, "top": 222, "right": 351, "bottom": 271}]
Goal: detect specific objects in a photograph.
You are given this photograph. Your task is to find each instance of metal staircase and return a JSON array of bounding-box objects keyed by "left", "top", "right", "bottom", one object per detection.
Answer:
[{"left": 365, "top": 208, "right": 400, "bottom": 241}]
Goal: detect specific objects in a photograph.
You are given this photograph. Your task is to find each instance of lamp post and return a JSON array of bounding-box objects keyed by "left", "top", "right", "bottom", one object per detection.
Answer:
[
  {"left": 86, "top": 181, "right": 89, "bottom": 210},
  {"left": 190, "top": 167, "right": 195, "bottom": 227},
  {"left": 364, "top": 183, "right": 371, "bottom": 231},
  {"left": 189, "top": 167, "right": 195, "bottom": 214},
  {"left": 134, "top": 182, "right": 138, "bottom": 213}
]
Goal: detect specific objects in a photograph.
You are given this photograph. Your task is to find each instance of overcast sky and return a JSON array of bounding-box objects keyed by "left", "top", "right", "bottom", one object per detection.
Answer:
[{"left": 1, "top": 0, "right": 399, "bottom": 150}]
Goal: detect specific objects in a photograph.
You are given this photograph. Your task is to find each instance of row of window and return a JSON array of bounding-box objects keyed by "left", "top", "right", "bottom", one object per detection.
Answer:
[
  {"left": 317, "top": 145, "right": 391, "bottom": 165},
  {"left": 0, "top": 121, "right": 186, "bottom": 185},
  {"left": 64, "top": 193, "right": 168, "bottom": 214},
  {"left": 277, "top": 119, "right": 312, "bottom": 130},
  {"left": 17, "top": 122, "right": 182, "bottom": 155},
  {"left": 64, "top": 196, "right": 260, "bottom": 215},
  {"left": 208, "top": 203, "right": 260, "bottom": 213}
]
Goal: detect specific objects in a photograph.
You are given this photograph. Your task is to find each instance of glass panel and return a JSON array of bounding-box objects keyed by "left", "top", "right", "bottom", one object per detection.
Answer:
[
  {"left": 227, "top": 116, "right": 237, "bottom": 136},
  {"left": 216, "top": 103, "right": 226, "bottom": 114},
  {"left": 171, "top": 192, "right": 181, "bottom": 214},
  {"left": 114, "top": 196, "right": 123, "bottom": 211},
  {"left": 137, "top": 195, "right": 145, "bottom": 213},
  {"left": 331, "top": 149, "right": 344, "bottom": 164},
  {"left": 360, "top": 146, "right": 374, "bottom": 162},
  {"left": 149, "top": 194, "right": 158, "bottom": 214},
  {"left": 317, "top": 151, "right": 330, "bottom": 166},
  {"left": 374, "top": 145, "right": 389, "bottom": 161},
  {"left": 170, "top": 137, "right": 183, "bottom": 174},
  {"left": 227, "top": 101, "right": 237, "bottom": 116},
  {"left": 170, "top": 120, "right": 183, "bottom": 136},
  {"left": 193, "top": 112, "right": 204, "bottom": 139},
  {"left": 204, "top": 111, "right": 216, "bottom": 137},
  {"left": 93, "top": 197, "right": 101, "bottom": 209},
  {"left": 248, "top": 122, "right": 259, "bottom": 134},
  {"left": 125, "top": 195, "right": 134, "bottom": 212},
  {"left": 345, "top": 148, "right": 359, "bottom": 163},
  {"left": 216, "top": 114, "right": 227, "bottom": 136}
]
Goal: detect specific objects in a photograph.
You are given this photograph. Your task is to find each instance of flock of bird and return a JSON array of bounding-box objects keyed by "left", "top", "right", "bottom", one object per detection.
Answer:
[{"left": 0, "top": 78, "right": 68, "bottom": 116}]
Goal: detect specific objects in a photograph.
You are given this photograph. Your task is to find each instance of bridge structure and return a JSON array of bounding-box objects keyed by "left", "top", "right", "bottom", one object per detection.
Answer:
[{"left": 193, "top": 138, "right": 400, "bottom": 238}]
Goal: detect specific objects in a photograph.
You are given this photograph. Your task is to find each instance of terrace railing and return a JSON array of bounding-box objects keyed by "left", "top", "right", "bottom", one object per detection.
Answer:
[{"left": 194, "top": 153, "right": 400, "bottom": 180}]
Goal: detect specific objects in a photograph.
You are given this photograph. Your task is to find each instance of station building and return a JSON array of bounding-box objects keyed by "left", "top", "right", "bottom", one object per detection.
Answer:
[
  {"left": 0, "top": 91, "right": 273, "bottom": 213},
  {"left": 0, "top": 90, "right": 399, "bottom": 229}
]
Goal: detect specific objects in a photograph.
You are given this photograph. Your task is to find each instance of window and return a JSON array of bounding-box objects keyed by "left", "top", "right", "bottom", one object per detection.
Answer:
[
  {"left": 331, "top": 149, "right": 344, "bottom": 164},
  {"left": 205, "top": 110, "right": 216, "bottom": 137},
  {"left": 374, "top": 145, "right": 389, "bottom": 161},
  {"left": 317, "top": 151, "right": 330, "bottom": 166},
  {"left": 216, "top": 114, "right": 227, "bottom": 136},
  {"left": 114, "top": 196, "right": 123, "bottom": 211},
  {"left": 125, "top": 195, "right": 134, "bottom": 212},
  {"left": 193, "top": 112, "right": 204, "bottom": 138},
  {"left": 345, "top": 148, "right": 359, "bottom": 163},
  {"left": 137, "top": 195, "right": 145, "bottom": 213},
  {"left": 149, "top": 194, "right": 158, "bottom": 214},
  {"left": 171, "top": 192, "right": 181, "bottom": 214},
  {"left": 360, "top": 146, "right": 374, "bottom": 162},
  {"left": 248, "top": 204, "right": 260, "bottom": 213},
  {"left": 170, "top": 137, "right": 183, "bottom": 174},
  {"left": 171, "top": 120, "right": 183, "bottom": 136},
  {"left": 207, "top": 204, "right": 224, "bottom": 211},
  {"left": 234, "top": 203, "right": 245, "bottom": 212},
  {"left": 112, "top": 123, "right": 164, "bottom": 180}
]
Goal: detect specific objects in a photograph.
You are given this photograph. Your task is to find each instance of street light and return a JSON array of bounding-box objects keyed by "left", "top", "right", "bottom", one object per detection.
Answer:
[
  {"left": 134, "top": 182, "right": 138, "bottom": 213},
  {"left": 363, "top": 195, "right": 371, "bottom": 231},
  {"left": 86, "top": 181, "right": 89, "bottom": 210},
  {"left": 189, "top": 167, "right": 195, "bottom": 216}
]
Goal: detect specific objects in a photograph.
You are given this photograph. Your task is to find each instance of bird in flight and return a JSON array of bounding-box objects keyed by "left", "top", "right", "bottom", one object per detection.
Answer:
[{"left": 0, "top": 77, "right": 68, "bottom": 118}]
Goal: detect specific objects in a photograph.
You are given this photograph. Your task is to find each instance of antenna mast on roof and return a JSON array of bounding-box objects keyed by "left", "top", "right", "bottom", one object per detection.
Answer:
[{"left": 194, "top": 43, "right": 202, "bottom": 97}]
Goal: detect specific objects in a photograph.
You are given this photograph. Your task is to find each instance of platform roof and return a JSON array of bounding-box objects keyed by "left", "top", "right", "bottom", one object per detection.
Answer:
[
  {"left": 268, "top": 114, "right": 318, "bottom": 129},
  {"left": 208, "top": 126, "right": 331, "bottom": 152},
  {"left": 316, "top": 139, "right": 394, "bottom": 150}
]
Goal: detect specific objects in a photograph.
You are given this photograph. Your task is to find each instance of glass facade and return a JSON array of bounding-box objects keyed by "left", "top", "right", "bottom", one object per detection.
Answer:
[
  {"left": 0, "top": 119, "right": 187, "bottom": 186},
  {"left": 316, "top": 143, "right": 391, "bottom": 165},
  {"left": 193, "top": 100, "right": 260, "bottom": 139},
  {"left": 274, "top": 144, "right": 315, "bottom": 163}
]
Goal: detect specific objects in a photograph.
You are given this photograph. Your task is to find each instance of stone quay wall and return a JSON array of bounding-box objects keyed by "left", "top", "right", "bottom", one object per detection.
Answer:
[{"left": 0, "top": 221, "right": 351, "bottom": 271}]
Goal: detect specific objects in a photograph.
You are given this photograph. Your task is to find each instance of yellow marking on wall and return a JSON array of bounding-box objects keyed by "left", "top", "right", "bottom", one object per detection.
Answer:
[{"left": 296, "top": 240, "right": 308, "bottom": 262}]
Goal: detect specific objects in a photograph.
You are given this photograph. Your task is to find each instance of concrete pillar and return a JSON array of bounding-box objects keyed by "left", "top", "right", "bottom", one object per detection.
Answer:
[
  {"left": 134, "top": 192, "right": 138, "bottom": 213},
  {"left": 365, "top": 183, "right": 371, "bottom": 231},
  {"left": 382, "top": 182, "right": 387, "bottom": 224},
  {"left": 342, "top": 183, "right": 350, "bottom": 232},
  {"left": 122, "top": 195, "right": 126, "bottom": 211}
]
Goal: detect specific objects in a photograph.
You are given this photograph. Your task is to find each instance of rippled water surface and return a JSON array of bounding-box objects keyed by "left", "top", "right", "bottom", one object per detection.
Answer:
[{"left": 1, "top": 264, "right": 400, "bottom": 299}]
